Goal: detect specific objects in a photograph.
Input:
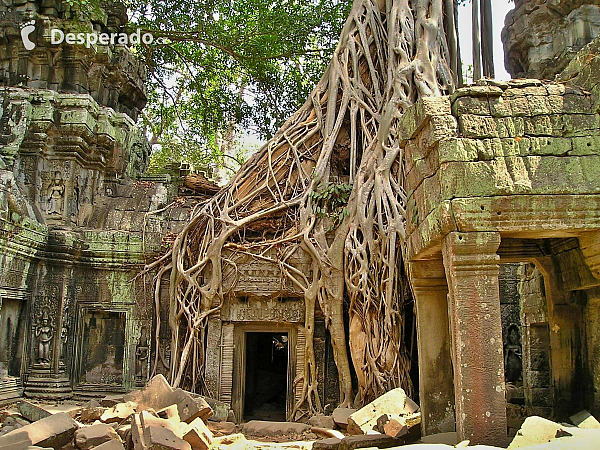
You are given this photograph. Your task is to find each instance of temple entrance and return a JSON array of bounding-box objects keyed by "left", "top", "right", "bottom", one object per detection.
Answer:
[{"left": 243, "top": 332, "right": 288, "bottom": 421}]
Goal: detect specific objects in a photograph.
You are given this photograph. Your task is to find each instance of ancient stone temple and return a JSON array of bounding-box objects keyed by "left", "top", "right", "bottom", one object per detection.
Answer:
[
  {"left": 1, "top": 0, "right": 600, "bottom": 446},
  {"left": 0, "top": 0, "right": 198, "bottom": 401}
]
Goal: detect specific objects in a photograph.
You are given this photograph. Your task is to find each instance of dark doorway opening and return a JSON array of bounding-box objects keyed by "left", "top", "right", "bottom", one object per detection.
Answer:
[{"left": 244, "top": 332, "right": 288, "bottom": 421}]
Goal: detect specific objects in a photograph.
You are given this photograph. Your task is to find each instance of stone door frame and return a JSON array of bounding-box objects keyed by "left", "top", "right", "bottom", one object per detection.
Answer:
[
  {"left": 73, "top": 305, "right": 132, "bottom": 392},
  {"left": 231, "top": 322, "right": 298, "bottom": 422}
]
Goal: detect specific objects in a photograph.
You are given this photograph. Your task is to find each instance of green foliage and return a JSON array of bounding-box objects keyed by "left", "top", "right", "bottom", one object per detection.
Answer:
[
  {"left": 310, "top": 181, "right": 353, "bottom": 230},
  {"left": 123, "top": 0, "right": 349, "bottom": 177}
]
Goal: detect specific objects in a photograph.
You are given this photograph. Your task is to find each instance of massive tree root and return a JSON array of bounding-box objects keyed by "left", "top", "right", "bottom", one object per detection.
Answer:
[{"left": 149, "top": 0, "right": 454, "bottom": 417}]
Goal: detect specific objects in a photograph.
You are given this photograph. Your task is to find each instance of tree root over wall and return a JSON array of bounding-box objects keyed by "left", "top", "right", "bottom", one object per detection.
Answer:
[{"left": 146, "top": 0, "right": 454, "bottom": 419}]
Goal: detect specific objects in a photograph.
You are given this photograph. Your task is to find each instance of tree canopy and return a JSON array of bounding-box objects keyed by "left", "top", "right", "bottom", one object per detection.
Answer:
[{"left": 124, "top": 0, "right": 351, "bottom": 176}]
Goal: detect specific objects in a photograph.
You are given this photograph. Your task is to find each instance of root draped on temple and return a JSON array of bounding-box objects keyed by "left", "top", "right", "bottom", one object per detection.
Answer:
[{"left": 146, "top": 0, "right": 457, "bottom": 418}]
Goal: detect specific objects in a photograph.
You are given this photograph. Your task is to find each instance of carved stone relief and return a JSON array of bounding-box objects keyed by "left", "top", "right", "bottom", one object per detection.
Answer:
[{"left": 223, "top": 296, "right": 304, "bottom": 323}]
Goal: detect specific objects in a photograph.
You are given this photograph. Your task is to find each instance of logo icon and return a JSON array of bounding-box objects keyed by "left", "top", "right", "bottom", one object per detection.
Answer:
[{"left": 21, "top": 21, "right": 36, "bottom": 50}]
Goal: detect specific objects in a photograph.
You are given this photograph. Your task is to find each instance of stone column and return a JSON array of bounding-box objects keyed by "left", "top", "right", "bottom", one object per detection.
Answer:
[
  {"left": 442, "top": 231, "right": 506, "bottom": 446},
  {"left": 408, "top": 259, "right": 455, "bottom": 435}
]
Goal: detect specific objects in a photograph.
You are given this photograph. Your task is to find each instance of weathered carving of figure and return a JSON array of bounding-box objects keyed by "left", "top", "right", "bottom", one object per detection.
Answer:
[
  {"left": 36, "top": 311, "right": 54, "bottom": 365},
  {"left": 60, "top": 325, "right": 68, "bottom": 361},
  {"left": 504, "top": 324, "right": 523, "bottom": 382},
  {"left": 46, "top": 172, "right": 65, "bottom": 215},
  {"left": 135, "top": 327, "right": 149, "bottom": 383}
]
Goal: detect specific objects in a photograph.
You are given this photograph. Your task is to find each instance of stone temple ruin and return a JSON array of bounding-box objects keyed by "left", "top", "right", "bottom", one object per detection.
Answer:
[{"left": 0, "top": 0, "right": 600, "bottom": 446}]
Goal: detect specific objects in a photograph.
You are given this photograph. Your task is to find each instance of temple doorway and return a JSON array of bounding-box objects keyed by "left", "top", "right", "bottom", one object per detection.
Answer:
[{"left": 243, "top": 332, "right": 289, "bottom": 421}]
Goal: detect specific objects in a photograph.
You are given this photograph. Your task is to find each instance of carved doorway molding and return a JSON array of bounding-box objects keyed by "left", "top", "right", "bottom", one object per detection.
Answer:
[{"left": 231, "top": 323, "right": 298, "bottom": 422}]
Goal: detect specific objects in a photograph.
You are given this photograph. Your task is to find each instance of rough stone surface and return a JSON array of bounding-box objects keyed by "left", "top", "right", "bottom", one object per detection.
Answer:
[
  {"left": 74, "top": 423, "right": 121, "bottom": 450},
  {"left": 333, "top": 409, "right": 356, "bottom": 429},
  {"left": 502, "top": 0, "right": 600, "bottom": 79},
  {"left": 347, "top": 388, "right": 418, "bottom": 435},
  {"left": 0, "top": 412, "right": 77, "bottom": 449},
  {"left": 338, "top": 434, "right": 404, "bottom": 450},
  {"left": 309, "top": 415, "right": 336, "bottom": 430},
  {"left": 144, "top": 426, "right": 191, "bottom": 450},
  {"left": 312, "top": 437, "right": 341, "bottom": 450},
  {"left": 241, "top": 420, "right": 309, "bottom": 437},
  {"left": 93, "top": 440, "right": 126, "bottom": 450},
  {"left": 181, "top": 418, "right": 213, "bottom": 450},
  {"left": 101, "top": 402, "right": 138, "bottom": 424},
  {"left": 16, "top": 402, "right": 51, "bottom": 423},
  {"left": 570, "top": 410, "right": 600, "bottom": 429}
]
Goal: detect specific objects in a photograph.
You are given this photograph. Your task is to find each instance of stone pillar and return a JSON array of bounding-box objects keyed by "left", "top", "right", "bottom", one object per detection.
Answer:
[
  {"left": 442, "top": 232, "right": 506, "bottom": 446},
  {"left": 408, "top": 259, "right": 455, "bottom": 435}
]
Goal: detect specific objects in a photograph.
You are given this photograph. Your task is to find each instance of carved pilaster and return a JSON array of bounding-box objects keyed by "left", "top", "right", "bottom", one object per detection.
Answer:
[
  {"left": 204, "top": 317, "right": 222, "bottom": 399},
  {"left": 442, "top": 231, "right": 506, "bottom": 446},
  {"left": 408, "top": 259, "right": 455, "bottom": 435}
]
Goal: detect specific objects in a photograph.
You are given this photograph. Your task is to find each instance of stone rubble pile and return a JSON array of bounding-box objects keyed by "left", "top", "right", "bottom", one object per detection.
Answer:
[
  {"left": 0, "top": 380, "right": 599, "bottom": 450},
  {"left": 0, "top": 375, "right": 233, "bottom": 450}
]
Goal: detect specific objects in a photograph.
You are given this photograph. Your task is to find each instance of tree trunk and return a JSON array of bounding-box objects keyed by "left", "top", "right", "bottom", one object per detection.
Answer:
[
  {"left": 480, "top": 0, "right": 494, "bottom": 78},
  {"left": 150, "top": 0, "right": 454, "bottom": 414},
  {"left": 472, "top": 0, "right": 482, "bottom": 81}
]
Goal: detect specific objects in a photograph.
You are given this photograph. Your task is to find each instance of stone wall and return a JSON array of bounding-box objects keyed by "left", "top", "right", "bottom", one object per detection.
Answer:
[
  {"left": 0, "top": 0, "right": 146, "bottom": 120},
  {"left": 502, "top": 0, "right": 600, "bottom": 79}
]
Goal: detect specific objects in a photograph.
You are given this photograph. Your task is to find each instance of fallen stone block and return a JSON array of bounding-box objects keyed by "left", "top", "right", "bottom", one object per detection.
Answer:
[
  {"left": 377, "top": 417, "right": 407, "bottom": 439},
  {"left": 102, "top": 395, "right": 125, "bottom": 408},
  {"left": 311, "top": 428, "right": 345, "bottom": 439},
  {"left": 0, "top": 429, "right": 32, "bottom": 450},
  {"left": 207, "top": 421, "right": 236, "bottom": 436},
  {"left": 508, "top": 416, "right": 573, "bottom": 449},
  {"left": 144, "top": 426, "right": 191, "bottom": 450},
  {"left": 333, "top": 408, "right": 356, "bottom": 429},
  {"left": 74, "top": 423, "right": 122, "bottom": 450},
  {"left": 309, "top": 415, "right": 336, "bottom": 430},
  {"left": 101, "top": 402, "right": 138, "bottom": 424},
  {"left": 241, "top": 420, "right": 309, "bottom": 437},
  {"left": 93, "top": 440, "right": 126, "bottom": 450},
  {"left": 157, "top": 405, "right": 181, "bottom": 422},
  {"left": 116, "top": 423, "right": 131, "bottom": 442},
  {"left": 140, "top": 410, "right": 184, "bottom": 438},
  {"left": 80, "top": 404, "right": 107, "bottom": 423},
  {"left": 376, "top": 412, "right": 421, "bottom": 439},
  {"left": 570, "top": 410, "right": 600, "bottom": 429},
  {"left": 182, "top": 417, "right": 213, "bottom": 450},
  {"left": 338, "top": 434, "right": 404, "bottom": 450},
  {"left": 209, "top": 434, "right": 247, "bottom": 450},
  {"left": 172, "top": 390, "right": 213, "bottom": 424},
  {"left": 312, "top": 437, "right": 341, "bottom": 450},
  {"left": 0, "top": 412, "right": 78, "bottom": 449},
  {"left": 16, "top": 401, "right": 52, "bottom": 423},
  {"left": 347, "top": 388, "right": 418, "bottom": 435},
  {"left": 201, "top": 397, "right": 230, "bottom": 423},
  {"left": 130, "top": 414, "right": 145, "bottom": 450},
  {"left": 124, "top": 375, "right": 174, "bottom": 412}
]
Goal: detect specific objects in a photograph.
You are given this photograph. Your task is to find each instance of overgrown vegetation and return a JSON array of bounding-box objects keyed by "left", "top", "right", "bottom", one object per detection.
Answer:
[{"left": 147, "top": 0, "right": 459, "bottom": 417}]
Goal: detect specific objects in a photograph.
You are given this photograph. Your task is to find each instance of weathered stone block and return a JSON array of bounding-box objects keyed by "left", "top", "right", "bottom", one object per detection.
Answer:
[
  {"left": 312, "top": 437, "right": 341, "bottom": 450},
  {"left": 144, "top": 426, "right": 191, "bottom": 450},
  {"left": 332, "top": 408, "right": 356, "bottom": 429},
  {"left": 74, "top": 423, "right": 122, "bottom": 450},
  {"left": 101, "top": 402, "right": 137, "bottom": 424},
  {"left": 347, "top": 388, "right": 418, "bottom": 435},
  {"left": 0, "top": 412, "right": 78, "bottom": 449},
  {"left": 123, "top": 375, "right": 178, "bottom": 413},
  {"left": 93, "top": 440, "right": 126, "bottom": 450},
  {"left": 338, "top": 434, "right": 403, "bottom": 450},
  {"left": 16, "top": 401, "right": 51, "bottom": 423},
  {"left": 570, "top": 410, "right": 600, "bottom": 429},
  {"left": 182, "top": 418, "right": 213, "bottom": 450},
  {"left": 173, "top": 390, "right": 213, "bottom": 424}
]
